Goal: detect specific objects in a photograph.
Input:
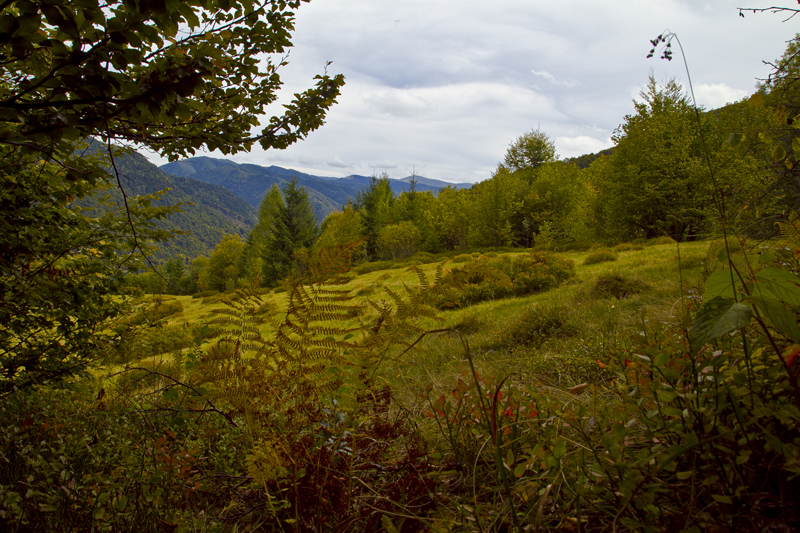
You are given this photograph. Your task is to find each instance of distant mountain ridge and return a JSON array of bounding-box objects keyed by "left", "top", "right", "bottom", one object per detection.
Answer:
[
  {"left": 80, "top": 151, "right": 257, "bottom": 261},
  {"left": 160, "top": 157, "right": 473, "bottom": 221}
]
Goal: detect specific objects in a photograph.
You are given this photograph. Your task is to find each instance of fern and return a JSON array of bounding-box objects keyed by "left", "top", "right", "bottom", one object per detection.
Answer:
[{"left": 777, "top": 211, "right": 800, "bottom": 250}]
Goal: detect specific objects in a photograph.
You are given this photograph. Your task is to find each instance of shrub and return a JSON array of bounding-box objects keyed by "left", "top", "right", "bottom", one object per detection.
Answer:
[
  {"left": 557, "top": 241, "right": 593, "bottom": 252},
  {"left": 432, "top": 251, "right": 574, "bottom": 308},
  {"left": 451, "top": 253, "right": 473, "bottom": 263},
  {"left": 409, "top": 251, "right": 438, "bottom": 264},
  {"left": 648, "top": 235, "right": 677, "bottom": 246},
  {"left": 451, "top": 311, "right": 485, "bottom": 334},
  {"left": 353, "top": 260, "right": 395, "bottom": 275},
  {"left": 505, "top": 304, "right": 578, "bottom": 346},
  {"left": 192, "top": 290, "right": 219, "bottom": 299},
  {"left": 0, "top": 386, "right": 246, "bottom": 531},
  {"left": 583, "top": 250, "right": 618, "bottom": 265},
  {"left": 613, "top": 242, "right": 644, "bottom": 252},
  {"left": 590, "top": 273, "right": 649, "bottom": 299}
]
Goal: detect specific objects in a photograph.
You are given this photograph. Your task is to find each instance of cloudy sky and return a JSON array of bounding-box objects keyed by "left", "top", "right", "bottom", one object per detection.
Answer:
[{"left": 148, "top": 0, "right": 800, "bottom": 184}]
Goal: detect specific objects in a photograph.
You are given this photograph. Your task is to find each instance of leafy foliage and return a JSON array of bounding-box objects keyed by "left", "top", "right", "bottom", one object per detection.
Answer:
[{"left": 432, "top": 251, "right": 575, "bottom": 309}]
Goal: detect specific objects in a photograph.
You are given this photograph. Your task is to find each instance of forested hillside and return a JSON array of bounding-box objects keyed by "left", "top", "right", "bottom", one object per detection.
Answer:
[
  {"left": 80, "top": 150, "right": 257, "bottom": 261},
  {"left": 160, "top": 156, "right": 473, "bottom": 220}
]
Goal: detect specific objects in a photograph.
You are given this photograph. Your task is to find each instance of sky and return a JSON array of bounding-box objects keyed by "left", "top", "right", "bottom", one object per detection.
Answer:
[{"left": 145, "top": 0, "right": 800, "bottom": 184}]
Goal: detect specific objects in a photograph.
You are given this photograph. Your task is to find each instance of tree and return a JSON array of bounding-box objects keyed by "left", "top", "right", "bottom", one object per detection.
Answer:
[
  {"left": 203, "top": 235, "right": 245, "bottom": 292},
  {"left": 516, "top": 161, "right": 589, "bottom": 246},
  {"left": 598, "top": 76, "right": 713, "bottom": 241},
  {"left": 468, "top": 167, "right": 525, "bottom": 247},
  {"left": 240, "top": 184, "right": 285, "bottom": 281},
  {"left": 378, "top": 222, "right": 421, "bottom": 261},
  {"left": 353, "top": 173, "right": 395, "bottom": 260},
  {"left": 502, "top": 129, "right": 558, "bottom": 173},
  {"left": 313, "top": 203, "right": 366, "bottom": 263},
  {"left": 422, "top": 186, "right": 471, "bottom": 251},
  {"left": 262, "top": 178, "right": 318, "bottom": 284},
  {"left": 0, "top": 0, "right": 344, "bottom": 392}
]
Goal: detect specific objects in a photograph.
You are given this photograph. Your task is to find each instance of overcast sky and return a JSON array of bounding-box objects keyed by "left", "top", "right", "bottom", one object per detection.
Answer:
[{"left": 146, "top": 0, "right": 800, "bottom": 184}]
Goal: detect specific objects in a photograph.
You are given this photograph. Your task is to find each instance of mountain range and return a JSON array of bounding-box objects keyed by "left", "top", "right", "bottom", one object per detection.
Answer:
[{"left": 159, "top": 156, "right": 473, "bottom": 220}]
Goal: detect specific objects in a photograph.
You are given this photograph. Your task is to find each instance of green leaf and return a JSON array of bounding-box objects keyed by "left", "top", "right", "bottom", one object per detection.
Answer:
[
  {"left": 115, "top": 495, "right": 128, "bottom": 511},
  {"left": 381, "top": 515, "right": 401, "bottom": 533},
  {"left": 676, "top": 471, "right": 693, "bottom": 480},
  {"left": 690, "top": 296, "right": 752, "bottom": 350},
  {"left": 514, "top": 463, "right": 526, "bottom": 478},
  {"left": 792, "top": 137, "right": 800, "bottom": 155},
  {"left": 162, "top": 388, "right": 179, "bottom": 400},
  {"left": 773, "top": 144, "right": 787, "bottom": 161},
  {"left": 751, "top": 297, "right": 800, "bottom": 343},
  {"left": 712, "top": 494, "right": 733, "bottom": 504},
  {"left": 705, "top": 270, "right": 736, "bottom": 299},
  {"left": 726, "top": 133, "right": 742, "bottom": 147},
  {"left": 755, "top": 267, "right": 800, "bottom": 306},
  {"left": 553, "top": 440, "right": 567, "bottom": 459}
]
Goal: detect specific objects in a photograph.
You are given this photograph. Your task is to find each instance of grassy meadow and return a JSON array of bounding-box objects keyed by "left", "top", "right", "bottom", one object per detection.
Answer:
[{"left": 6, "top": 237, "right": 800, "bottom": 532}]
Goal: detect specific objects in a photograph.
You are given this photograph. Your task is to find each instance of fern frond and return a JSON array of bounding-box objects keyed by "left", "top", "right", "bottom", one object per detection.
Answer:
[{"left": 778, "top": 212, "right": 800, "bottom": 250}]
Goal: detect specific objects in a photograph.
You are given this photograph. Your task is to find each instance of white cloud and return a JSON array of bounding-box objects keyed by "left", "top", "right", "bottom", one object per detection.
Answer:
[
  {"left": 327, "top": 155, "right": 352, "bottom": 168},
  {"left": 693, "top": 83, "right": 750, "bottom": 109},
  {"left": 556, "top": 136, "right": 613, "bottom": 159},
  {"left": 532, "top": 70, "right": 578, "bottom": 88},
  {"left": 370, "top": 160, "right": 398, "bottom": 169}
]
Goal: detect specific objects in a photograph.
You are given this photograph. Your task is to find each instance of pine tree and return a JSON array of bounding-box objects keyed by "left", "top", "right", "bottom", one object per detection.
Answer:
[{"left": 261, "top": 178, "right": 318, "bottom": 285}]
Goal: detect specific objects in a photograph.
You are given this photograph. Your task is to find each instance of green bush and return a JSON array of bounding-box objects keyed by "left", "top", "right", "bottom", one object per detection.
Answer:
[
  {"left": 451, "top": 253, "right": 473, "bottom": 263},
  {"left": 590, "top": 273, "right": 649, "bottom": 299},
  {"left": 409, "top": 251, "right": 438, "bottom": 264},
  {"left": 648, "top": 235, "right": 678, "bottom": 246},
  {"left": 192, "top": 290, "right": 219, "bottom": 299},
  {"left": 613, "top": 242, "right": 644, "bottom": 252},
  {"left": 583, "top": 250, "right": 618, "bottom": 265},
  {"left": 433, "top": 251, "right": 574, "bottom": 308},
  {"left": 504, "top": 304, "right": 578, "bottom": 346},
  {"left": 0, "top": 386, "right": 247, "bottom": 531},
  {"left": 353, "top": 260, "right": 395, "bottom": 275},
  {"left": 556, "top": 241, "right": 593, "bottom": 252}
]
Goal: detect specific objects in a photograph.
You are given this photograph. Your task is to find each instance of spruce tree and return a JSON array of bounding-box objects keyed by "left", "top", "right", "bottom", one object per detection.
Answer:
[{"left": 261, "top": 178, "right": 318, "bottom": 285}]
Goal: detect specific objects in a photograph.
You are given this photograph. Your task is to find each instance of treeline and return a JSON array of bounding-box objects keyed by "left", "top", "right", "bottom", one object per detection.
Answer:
[{"left": 133, "top": 69, "right": 797, "bottom": 294}]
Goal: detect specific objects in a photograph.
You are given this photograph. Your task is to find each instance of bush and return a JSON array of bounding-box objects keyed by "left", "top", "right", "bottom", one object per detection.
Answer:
[
  {"left": 556, "top": 241, "right": 593, "bottom": 252},
  {"left": 0, "top": 386, "right": 247, "bottom": 531},
  {"left": 590, "top": 273, "right": 648, "bottom": 299},
  {"left": 192, "top": 290, "right": 219, "bottom": 299},
  {"left": 505, "top": 304, "right": 578, "bottom": 346},
  {"left": 613, "top": 242, "right": 643, "bottom": 252},
  {"left": 583, "top": 250, "right": 618, "bottom": 265},
  {"left": 432, "top": 251, "right": 575, "bottom": 308},
  {"left": 451, "top": 253, "right": 473, "bottom": 263},
  {"left": 648, "top": 235, "right": 678, "bottom": 246},
  {"left": 451, "top": 311, "right": 485, "bottom": 334},
  {"left": 353, "top": 260, "right": 395, "bottom": 275},
  {"left": 409, "top": 251, "right": 438, "bottom": 264}
]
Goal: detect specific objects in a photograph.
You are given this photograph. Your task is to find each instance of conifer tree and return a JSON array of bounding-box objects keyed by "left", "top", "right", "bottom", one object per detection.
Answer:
[{"left": 261, "top": 178, "right": 318, "bottom": 284}]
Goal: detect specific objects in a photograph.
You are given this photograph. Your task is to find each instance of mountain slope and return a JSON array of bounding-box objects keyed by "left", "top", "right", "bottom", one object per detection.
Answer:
[
  {"left": 160, "top": 157, "right": 474, "bottom": 220},
  {"left": 81, "top": 151, "right": 257, "bottom": 261}
]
